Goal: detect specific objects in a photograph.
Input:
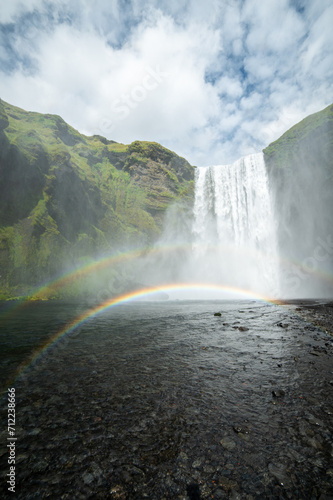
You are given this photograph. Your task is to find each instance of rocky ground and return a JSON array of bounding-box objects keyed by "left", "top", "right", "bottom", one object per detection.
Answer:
[
  {"left": 0, "top": 300, "right": 333, "bottom": 499},
  {"left": 291, "top": 300, "right": 333, "bottom": 337}
]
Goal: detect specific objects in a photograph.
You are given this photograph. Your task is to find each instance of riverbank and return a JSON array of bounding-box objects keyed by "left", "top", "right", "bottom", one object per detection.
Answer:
[
  {"left": 0, "top": 300, "right": 332, "bottom": 499},
  {"left": 281, "top": 299, "right": 333, "bottom": 337}
]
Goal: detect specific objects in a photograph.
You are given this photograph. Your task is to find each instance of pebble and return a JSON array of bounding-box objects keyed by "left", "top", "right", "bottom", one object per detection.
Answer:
[
  {"left": 233, "top": 425, "right": 248, "bottom": 434},
  {"left": 28, "top": 427, "right": 42, "bottom": 435},
  {"left": 178, "top": 451, "right": 189, "bottom": 462},
  {"left": 307, "top": 437, "right": 323, "bottom": 450},
  {"left": 203, "top": 464, "right": 215, "bottom": 474},
  {"left": 272, "top": 389, "right": 285, "bottom": 398},
  {"left": 110, "top": 485, "right": 126, "bottom": 499},
  {"left": 268, "top": 463, "right": 292, "bottom": 488},
  {"left": 229, "top": 491, "right": 242, "bottom": 500},
  {"left": 308, "top": 415, "right": 325, "bottom": 427},
  {"left": 220, "top": 437, "right": 236, "bottom": 450},
  {"left": 218, "top": 476, "right": 237, "bottom": 491},
  {"left": 191, "top": 458, "right": 203, "bottom": 469},
  {"left": 82, "top": 472, "right": 95, "bottom": 485}
]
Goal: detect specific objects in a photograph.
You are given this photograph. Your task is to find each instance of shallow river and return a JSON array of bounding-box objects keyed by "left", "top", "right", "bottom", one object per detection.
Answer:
[{"left": 0, "top": 300, "right": 333, "bottom": 499}]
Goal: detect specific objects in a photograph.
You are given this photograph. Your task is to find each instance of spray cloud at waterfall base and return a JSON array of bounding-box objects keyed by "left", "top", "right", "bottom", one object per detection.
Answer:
[
  {"left": 136, "top": 150, "right": 333, "bottom": 301},
  {"left": 135, "top": 153, "right": 281, "bottom": 300},
  {"left": 190, "top": 153, "right": 279, "bottom": 297},
  {"left": 54, "top": 131, "right": 333, "bottom": 303}
]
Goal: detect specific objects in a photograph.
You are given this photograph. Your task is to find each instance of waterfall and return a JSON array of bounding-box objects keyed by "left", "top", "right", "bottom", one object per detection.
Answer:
[{"left": 191, "top": 153, "right": 280, "bottom": 296}]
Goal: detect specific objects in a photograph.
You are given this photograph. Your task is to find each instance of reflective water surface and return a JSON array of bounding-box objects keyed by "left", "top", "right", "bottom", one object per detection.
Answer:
[{"left": 0, "top": 300, "right": 333, "bottom": 498}]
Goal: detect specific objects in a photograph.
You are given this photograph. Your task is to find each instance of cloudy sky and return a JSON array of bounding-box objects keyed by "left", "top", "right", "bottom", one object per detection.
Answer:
[{"left": 0, "top": 0, "right": 332, "bottom": 165}]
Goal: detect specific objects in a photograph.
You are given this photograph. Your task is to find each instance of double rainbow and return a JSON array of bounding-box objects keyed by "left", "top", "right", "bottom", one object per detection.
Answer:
[
  {"left": 5, "top": 282, "right": 282, "bottom": 388},
  {"left": 2, "top": 242, "right": 333, "bottom": 318}
]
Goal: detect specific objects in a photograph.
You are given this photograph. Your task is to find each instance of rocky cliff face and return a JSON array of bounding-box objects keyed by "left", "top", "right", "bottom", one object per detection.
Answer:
[
  {"left": 0, "top": 100, "right": 194, "bottom": 298},
  {"left": 2, "top": 98, "right": 332, "bottom": 300},
  {"left": 264, "top": 103, "right": 333, "bottom": 297}
]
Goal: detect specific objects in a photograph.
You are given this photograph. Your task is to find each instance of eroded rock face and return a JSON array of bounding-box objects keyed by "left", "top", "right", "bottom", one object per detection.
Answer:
[
  {"left": 123, "top": 141, "right": 194, "bottom": 216},
  {"left": 0, "top": 100, "right": 194, "bottom": 298}
]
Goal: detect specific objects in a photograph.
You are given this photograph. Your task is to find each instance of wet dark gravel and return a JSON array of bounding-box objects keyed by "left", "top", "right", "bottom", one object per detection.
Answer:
[{"left": 1, "top": 300, "right": 333, "bottom": 499}]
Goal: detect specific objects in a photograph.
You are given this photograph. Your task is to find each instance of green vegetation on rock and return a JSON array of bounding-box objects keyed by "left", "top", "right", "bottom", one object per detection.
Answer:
[
  {"left": 264, "top": 104, "right": 333, "bottom": 172},
  {"left": 263, "top": 103, "right": 333, "bottom": 289},
  {"left": 0, "top": 99, "right": 195, "bottom": 299}
]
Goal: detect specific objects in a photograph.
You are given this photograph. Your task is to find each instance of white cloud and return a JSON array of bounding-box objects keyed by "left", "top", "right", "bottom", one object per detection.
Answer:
[
  {"left": 0, "top": 0, "right": 332, "bottom": 165},
  {"left": 243, "top": 0, "right": 305, "bottom": 54},
  {"left": 0, "top": 0, "right": 46, "bottom": 23},
  {"left": 240, "top": 92, "right": 262, "bottom": 111},
  {"left": 215, "top": 76, "right": 243, "bottom": 98}
]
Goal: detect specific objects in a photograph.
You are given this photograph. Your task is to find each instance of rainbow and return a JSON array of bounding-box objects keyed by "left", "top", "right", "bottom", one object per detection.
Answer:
[
  {"left": 2, "top": 241, "right": 333, "bottom": 322},
  {"left": 0, "top": 246, "right": 148, "bottom": 314},
  {"left": 0, "top": 243, "right": 273, "bottom": 319},
  {"left": 7, "top": 283, "right": 283, "bottom": 386}
]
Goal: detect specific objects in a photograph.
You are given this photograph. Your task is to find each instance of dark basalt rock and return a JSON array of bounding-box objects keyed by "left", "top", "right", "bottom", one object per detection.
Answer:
[{"left": 0, "top": 99, "right": 195, "bottom": 299}]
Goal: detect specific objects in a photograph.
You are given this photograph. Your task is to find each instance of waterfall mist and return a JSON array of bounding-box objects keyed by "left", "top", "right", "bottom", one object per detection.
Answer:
[
  {"left": 190, "top": 153, "right": 279, "bottom": 296},
  {"left": 135, "top": 153, "right": 281, "bottom": 299},
  {"left": 135, "top": 146, "right": 333, "bottom": 300},
  {"left": 267, "top": 133, "right": 333, "bottom": 298}
]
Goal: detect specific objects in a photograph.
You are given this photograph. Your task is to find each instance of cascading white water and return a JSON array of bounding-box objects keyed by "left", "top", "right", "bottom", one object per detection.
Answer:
[{"left": 191, "top": 153, "right": 280, "bottom": 296}]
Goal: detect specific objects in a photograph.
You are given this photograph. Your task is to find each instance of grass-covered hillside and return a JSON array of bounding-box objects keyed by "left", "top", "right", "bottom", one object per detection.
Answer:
[
  {"left": 264, "top": 103, "right": 333, "bottom": 297},
  {"left": 264, "top": 103, "right": 333, "bottom": 172},
  {"left": 0, "top": 100, "right": 194, "bottom": 299}
]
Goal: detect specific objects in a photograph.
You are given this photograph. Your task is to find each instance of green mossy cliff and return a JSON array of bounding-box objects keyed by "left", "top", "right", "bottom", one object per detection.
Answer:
[
  {"left": 264, "top": 103, "right": 333, "bottom": 172},
  {"left": 0, "top": 100, "right": 194, "bottom": 299},
  {"left": 263, "top": 102, "right": 333, "bottom": 230},
  {"left": 264, "top": 103, "right": 333, "bottom": 295}
]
